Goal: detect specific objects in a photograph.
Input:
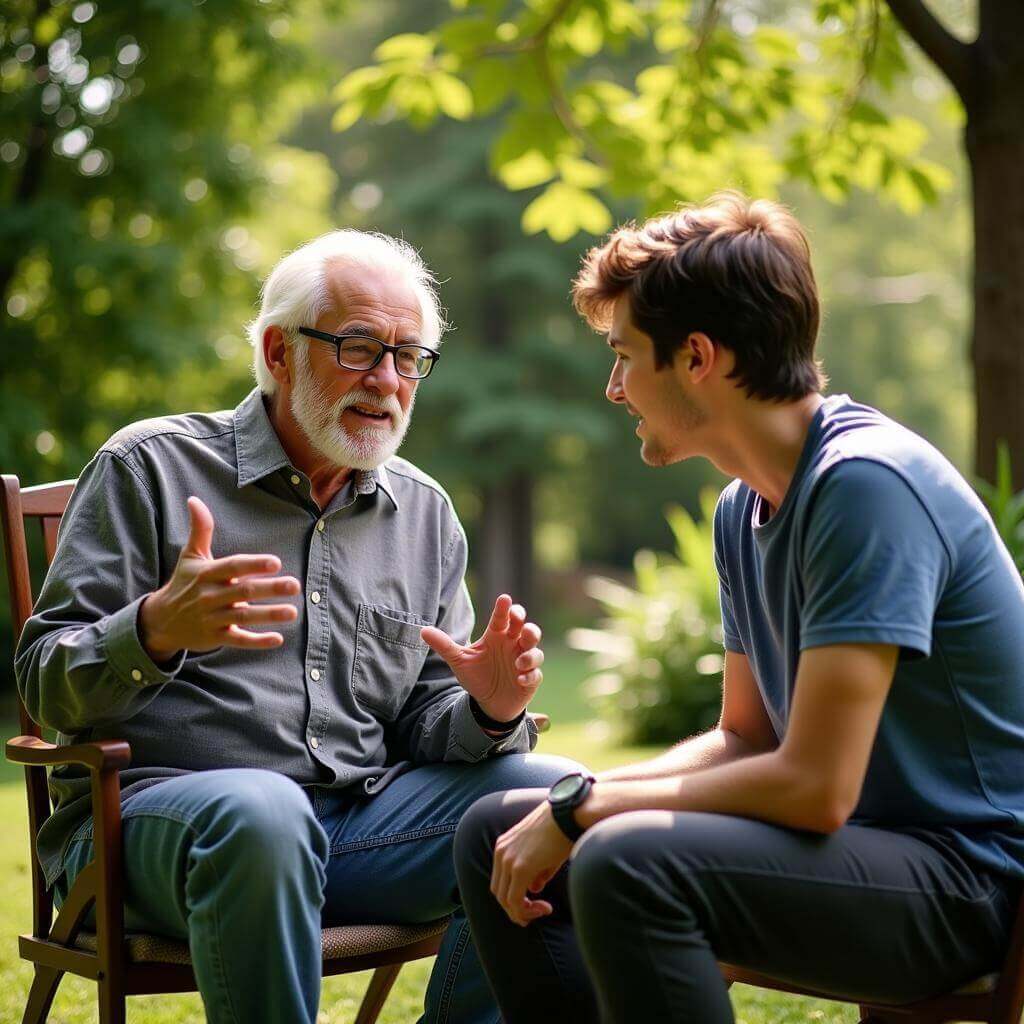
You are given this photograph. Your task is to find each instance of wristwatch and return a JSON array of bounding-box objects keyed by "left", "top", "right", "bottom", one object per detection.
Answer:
[{"left": 547, "top": 771, "right": 596, "bottom": 842}]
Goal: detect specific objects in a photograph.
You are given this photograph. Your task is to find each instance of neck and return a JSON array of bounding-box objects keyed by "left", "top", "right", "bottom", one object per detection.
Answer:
[
  {"left": 707, "top": 393, "right": 825, "bottom": 514},
  {"left": 264, "top": 391, "right": 353, "bottom": 510}
]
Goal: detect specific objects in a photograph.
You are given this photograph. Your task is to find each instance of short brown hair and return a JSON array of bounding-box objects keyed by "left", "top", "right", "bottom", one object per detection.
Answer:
[{"left": 573, "top": 191, "right": 825, "bottom": 401}]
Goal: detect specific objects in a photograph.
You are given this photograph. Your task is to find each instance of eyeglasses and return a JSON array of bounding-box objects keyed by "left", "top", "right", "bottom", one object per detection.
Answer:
[{"left": 298, "top": 327, "right": 441, "bottom": 380}]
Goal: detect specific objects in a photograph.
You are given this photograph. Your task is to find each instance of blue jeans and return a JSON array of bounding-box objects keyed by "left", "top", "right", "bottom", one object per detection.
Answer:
[{"left": 59, "top": 753, "right": 579, "bottom": 1024}]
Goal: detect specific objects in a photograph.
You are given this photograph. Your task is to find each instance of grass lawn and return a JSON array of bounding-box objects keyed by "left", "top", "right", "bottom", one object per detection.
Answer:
[{"left": 0, "top": 647, "right": 856, "bottom": 1023}]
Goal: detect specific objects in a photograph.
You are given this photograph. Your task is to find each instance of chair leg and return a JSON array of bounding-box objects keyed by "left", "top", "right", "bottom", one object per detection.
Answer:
[
  {"left": 354, "top": 963, "right": 403, "bottom": 1024},
  {"left": 21, "top": 966, "right": 63, "bottom": 1024},
  {"left": 97, "top": 979, "right": 126, "bottom": 1024},
  {"left": 859, "top": 1007, "right": 912, "bottom": 1024}
]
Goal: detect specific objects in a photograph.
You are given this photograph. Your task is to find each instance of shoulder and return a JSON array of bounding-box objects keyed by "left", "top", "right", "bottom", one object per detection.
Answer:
[
  {"left": 382, "top": 457, "right": 461, "bottom": 520},
  {"left": 101, "top": 408, "right": 235, "bottom": 461},
  {"left": 714, "top": 478, "right": 754, "bottom": 537}
]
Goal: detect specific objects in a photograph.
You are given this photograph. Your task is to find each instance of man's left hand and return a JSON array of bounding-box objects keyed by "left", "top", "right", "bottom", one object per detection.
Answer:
[
  {"left": 491, "top": 800, "right": 573, "bottom": 926},
  {"left": 421, "top": 594, "right": 544, "bottom": 723}
]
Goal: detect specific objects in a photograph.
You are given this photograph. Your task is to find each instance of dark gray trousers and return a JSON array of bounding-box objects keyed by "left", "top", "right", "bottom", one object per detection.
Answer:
[{"left": 453, "top": 790, "right": 1018, "bottom": 1024}]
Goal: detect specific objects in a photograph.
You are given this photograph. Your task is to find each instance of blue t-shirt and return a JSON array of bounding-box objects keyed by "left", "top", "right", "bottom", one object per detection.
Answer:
[{"left": 714, "top": 394, "right": 1024, "bottom": 879}]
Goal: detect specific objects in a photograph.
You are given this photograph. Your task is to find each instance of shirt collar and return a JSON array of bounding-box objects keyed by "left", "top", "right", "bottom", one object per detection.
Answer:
[
  {"left": 233, "top": 388, "right": 400, "bottom": 511},
  {"left": 234, "top": 389, "right": 293, "bottom": 487}
]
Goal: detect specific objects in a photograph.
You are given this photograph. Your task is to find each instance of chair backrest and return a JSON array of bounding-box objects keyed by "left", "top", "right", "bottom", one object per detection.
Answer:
[{"left": 1, "top": 473, "right": 77, "bottom": 933}]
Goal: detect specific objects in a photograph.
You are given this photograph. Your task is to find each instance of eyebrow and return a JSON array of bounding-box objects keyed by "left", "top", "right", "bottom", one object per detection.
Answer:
[
  {"left": 607, "top": 335, "right": 625, "bottom": 351},
  {"left": 335, "top": 323, "right": 424, "bottom": 346}
]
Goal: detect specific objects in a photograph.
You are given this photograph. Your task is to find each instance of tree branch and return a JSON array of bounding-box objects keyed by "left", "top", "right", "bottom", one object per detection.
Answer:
[{"left": 885, "top": 0, "right": 973, "bottom": 101}]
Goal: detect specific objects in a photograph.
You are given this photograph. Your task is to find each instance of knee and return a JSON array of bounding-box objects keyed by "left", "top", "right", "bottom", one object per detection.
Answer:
[
  {"left": 479, "top": 752, "right": 586, "bottom": 790},
  {"left": 454, "top": 789, "right": 545, "bottom": 888},
  {"left": 198, "top": 770, "right": 327, "bottom": 870},
  {"left": 569, "top": 812, "right": 679, "bottom": 928}
]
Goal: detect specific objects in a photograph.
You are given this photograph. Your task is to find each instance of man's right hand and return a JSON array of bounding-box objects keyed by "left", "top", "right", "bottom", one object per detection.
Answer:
[{"left": 138, "top": 496, "right": 301, "bottom": 663}]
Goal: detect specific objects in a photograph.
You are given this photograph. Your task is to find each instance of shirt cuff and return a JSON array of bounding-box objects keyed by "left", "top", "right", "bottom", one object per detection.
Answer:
[
  {"left": 102, "top": 595, "right": 186, "bottom": 689},
  {"left": 446, "top": 693, "right": 535, "bottom": 761}
]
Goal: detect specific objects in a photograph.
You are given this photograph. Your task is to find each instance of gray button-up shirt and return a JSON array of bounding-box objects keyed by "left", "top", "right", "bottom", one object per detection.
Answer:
[{"left": 16, "top": 388, "right": 536, "bottom": 886}]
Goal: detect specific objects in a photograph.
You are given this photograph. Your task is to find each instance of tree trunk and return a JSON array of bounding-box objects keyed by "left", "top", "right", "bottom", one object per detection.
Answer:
[
  {"left": 965, "top": 2, "right": 1024, "bottom": 489},
  {"left": 478, "top": 471, "right": 534, "bottom": 612},
  {"left": 471, "top": 217, "right": 536, "bottom": 613}
]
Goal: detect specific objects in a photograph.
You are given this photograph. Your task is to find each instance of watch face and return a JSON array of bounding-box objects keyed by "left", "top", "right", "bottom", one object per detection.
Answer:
[{"left": 550, "top": 774, "right": 583, "bottom": 803}]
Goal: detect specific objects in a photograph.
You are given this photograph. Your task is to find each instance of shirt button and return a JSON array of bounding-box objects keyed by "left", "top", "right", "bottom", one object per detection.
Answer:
[
  {"left": 310, "top": 591, "right": 321, "bottom": 604},
  {"left": 290, "top": 474, "right": 301, "bottom": 485},
  {"left": 310, "top": 737, "right": 319, "bottom": 749},
  {"left": 130, "top": 669, "right": 143, "bottom": 682},
  {"left": 316, "top": 520, "right": 325, "bottom": 532},
  {"left": 310, "top": 668, "right": 321, "bottom": 681}
]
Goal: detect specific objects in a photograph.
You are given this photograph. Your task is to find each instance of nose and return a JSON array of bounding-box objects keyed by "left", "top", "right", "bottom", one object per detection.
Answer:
[
  {"left": 606, "top": 359, "right": 625, "bottom": 405},
  {"left": 363, "top": 351, "right": 401, "bottom": 396}
]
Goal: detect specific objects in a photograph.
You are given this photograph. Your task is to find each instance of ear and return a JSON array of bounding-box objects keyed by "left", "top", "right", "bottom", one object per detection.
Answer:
[
  {"left": 677, "top": 332, "right": 718, "bottom": 384},
  {"left": 263, "top": 326, "right": 291, "bottom": 388}
]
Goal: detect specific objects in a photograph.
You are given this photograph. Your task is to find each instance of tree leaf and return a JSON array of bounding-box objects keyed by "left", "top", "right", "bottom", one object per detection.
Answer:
[
  {"left": 497, "top": 150, "right": 557, "bottom": 190},
  {"left": 430, "top": 71, "right": 474, "bottom": 119},
  {"left": 373, "top": 33, "right": 435, "bottom": 63}
]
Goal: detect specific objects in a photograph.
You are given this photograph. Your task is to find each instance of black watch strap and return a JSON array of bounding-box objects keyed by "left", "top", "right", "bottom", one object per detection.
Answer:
[
  {"left": 548, "top": 773, "right": 595, "bottom": 842},
  {"left": 469, "top": 696, "right": 525, "bottom": 735}
]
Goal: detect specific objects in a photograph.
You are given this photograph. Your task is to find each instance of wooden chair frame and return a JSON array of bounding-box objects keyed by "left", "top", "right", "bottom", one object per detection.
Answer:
[{"left": 1, "top": 474, "right": 445, "bottom": 1024}]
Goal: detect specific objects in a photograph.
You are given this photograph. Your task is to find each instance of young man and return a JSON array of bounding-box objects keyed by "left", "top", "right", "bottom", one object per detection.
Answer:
[
  {"left": 16, "top": 230, "right": 579, "bottom": 1024},
  {"left": 453, "top": 192, "right": 1024, "bottom": 1023}
]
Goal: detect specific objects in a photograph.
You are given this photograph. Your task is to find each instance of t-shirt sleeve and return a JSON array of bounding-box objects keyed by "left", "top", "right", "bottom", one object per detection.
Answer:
[
  {"left": 799, "top": 459, "right": 951, "bottom": 658},
  {"left": 713, "top": 487, "right": 746, "bottom": 654}
]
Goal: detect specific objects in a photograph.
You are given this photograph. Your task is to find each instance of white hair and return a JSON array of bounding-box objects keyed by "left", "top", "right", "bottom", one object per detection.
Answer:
[{"left": 247, "top": 230, "right": 447, "bottom": 395}]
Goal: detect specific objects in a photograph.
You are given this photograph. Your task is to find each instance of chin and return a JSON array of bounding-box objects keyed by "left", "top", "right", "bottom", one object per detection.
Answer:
[{"left": 640, "top": 438, "right": 687, "bottom": 468}]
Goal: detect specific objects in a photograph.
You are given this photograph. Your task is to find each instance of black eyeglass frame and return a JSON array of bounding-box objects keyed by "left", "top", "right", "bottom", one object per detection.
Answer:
[{"left": 297, "top": 326, "right": 441, "bottom": 380}]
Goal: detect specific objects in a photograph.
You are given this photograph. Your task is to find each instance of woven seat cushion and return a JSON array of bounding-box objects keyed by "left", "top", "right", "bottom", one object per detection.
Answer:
[{"left": 74, "top": 917, "right": 451, "bottom": 965}]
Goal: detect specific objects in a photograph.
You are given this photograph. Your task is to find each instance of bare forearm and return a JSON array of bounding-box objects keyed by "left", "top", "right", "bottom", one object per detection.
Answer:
[
  {"left": 596, "top": 726, "right": 760, "bottom": 783},
  {"left": 581, "top": 749, "right": 844, "bottom": 835}
]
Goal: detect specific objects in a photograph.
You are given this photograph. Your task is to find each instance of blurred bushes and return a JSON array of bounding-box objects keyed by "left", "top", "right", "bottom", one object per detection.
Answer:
[
  {"left": 977, "top": 443, "right": 1024, "bottom": 576},
  {"left": 568, "top": 490, "right": 725, "bottom": 745}
]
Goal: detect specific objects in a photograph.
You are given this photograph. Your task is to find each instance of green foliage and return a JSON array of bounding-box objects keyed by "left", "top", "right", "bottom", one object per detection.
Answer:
[
  {"left": 976, "top": 443, "right": 1024, "bottom": 577},
  {"left": 332, "top": 0, "right": 956, "bottom": 241},
  {"left": 568, "top": 490, "right": 725, "bottom": 744},
  {"left": 1, "top": 0, "right": 341, "bottom": 482},
  {"left": 0, "top": 0, "right": 340, "bottom": 676}
]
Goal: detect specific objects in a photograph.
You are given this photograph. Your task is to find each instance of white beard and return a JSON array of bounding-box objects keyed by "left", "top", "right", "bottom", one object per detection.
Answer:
[{"left": 289, "top": 343, "right": 415, "bottom": 471}]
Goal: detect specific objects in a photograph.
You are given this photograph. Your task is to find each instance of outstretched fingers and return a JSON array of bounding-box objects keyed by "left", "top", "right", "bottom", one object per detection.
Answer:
[{"left": 485, "top": 593, "right": 513, "bottom": 635}]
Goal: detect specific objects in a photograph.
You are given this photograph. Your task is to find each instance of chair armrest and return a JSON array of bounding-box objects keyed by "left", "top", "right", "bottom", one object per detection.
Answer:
[{"left": 6, "top": 735, "right": 131, "bottom": 772}]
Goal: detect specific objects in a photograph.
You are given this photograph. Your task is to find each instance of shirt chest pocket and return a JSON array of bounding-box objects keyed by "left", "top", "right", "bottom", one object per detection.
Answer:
[{"left": 351, "top": 604, "right": 430, "bottom": 721}]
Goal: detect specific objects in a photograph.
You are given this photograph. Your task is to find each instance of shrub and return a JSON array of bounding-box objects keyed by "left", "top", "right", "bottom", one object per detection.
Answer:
[
  {"left": 976, "top": 442, "right": 1024, "bottom": 578},
  {"left": 568, "top": 489, "right": 725, "bottom": 745}
]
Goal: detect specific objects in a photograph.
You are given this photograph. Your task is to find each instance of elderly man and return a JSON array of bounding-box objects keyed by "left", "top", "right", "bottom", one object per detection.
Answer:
[
  {"left": 16, "top": 230, "right": 577, "bottom": 1024},
  {"left": 453, "top": 193, "right": 1024, "bottom": 1022}
]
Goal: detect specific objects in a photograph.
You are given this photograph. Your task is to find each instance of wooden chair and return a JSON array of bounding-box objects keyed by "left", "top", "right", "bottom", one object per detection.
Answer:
[
  {"left": 0, "top": 473, "right": 456, "bottom": 1024},
  {"left": 718, "top": 956, "right": 1024, "bottom": 1024}
]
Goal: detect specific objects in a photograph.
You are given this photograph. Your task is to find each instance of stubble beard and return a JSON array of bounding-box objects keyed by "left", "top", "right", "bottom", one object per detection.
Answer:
[
  {"left": 640, "top": 388, "right": 707, "bottom": 467},
  {"left": 289, "top": 343, "right": 416, "bottom": 471}
]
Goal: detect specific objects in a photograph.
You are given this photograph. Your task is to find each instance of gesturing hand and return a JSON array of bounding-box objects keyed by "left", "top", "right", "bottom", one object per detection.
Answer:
[
  {"left": 420, "top": 594, "right": 544, "bottom": 724},
  {"left": 138, "top": 496, "right": 301, "bottom": 662}
]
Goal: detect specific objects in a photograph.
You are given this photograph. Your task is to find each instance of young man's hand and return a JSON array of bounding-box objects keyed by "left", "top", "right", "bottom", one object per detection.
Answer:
[
  {"left": 421, "top": 593, "right": 544, "bottom": 723},
  {"left": 491, "top": 800, "right": 573, "bottom": 926}
]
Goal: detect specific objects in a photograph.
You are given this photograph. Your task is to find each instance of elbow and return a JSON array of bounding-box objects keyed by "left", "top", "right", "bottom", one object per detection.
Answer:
[
  {"left": 802, "top": 787, "right": 859, "bottom": 835},
  {"left": 808, "top": 802, "right": 851, "bottom": 835}
]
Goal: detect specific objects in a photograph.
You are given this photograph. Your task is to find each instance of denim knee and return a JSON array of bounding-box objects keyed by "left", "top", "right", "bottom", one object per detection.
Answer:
[
  {"left": 478, "top": 752, "right": 586, "bottom": 790},
  {"left": 194, "top": 769, "right": 328, "bottom": 874}
]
